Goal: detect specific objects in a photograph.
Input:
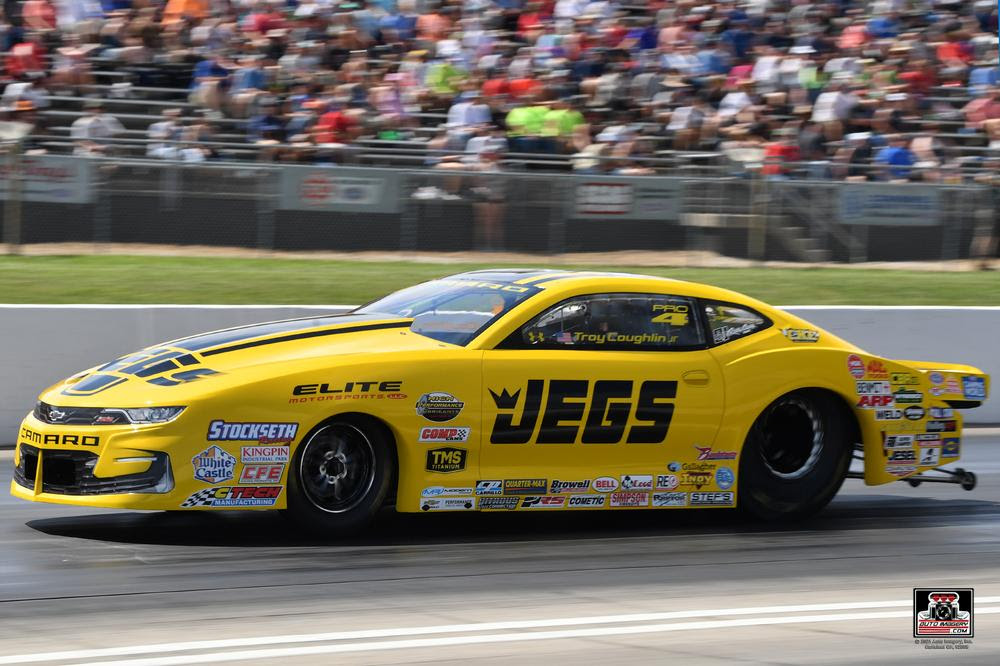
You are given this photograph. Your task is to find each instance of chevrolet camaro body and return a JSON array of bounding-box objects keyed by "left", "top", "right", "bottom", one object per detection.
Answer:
[{"left": 11, "top": 270, "right": 990, "bottom": 522}]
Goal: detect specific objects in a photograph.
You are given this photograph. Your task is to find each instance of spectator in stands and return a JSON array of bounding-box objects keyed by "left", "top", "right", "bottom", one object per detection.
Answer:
[
  {"left": 190, "top": 53, "right": 229, "bottom": 111},
  {"left": 963, "top": 87, "right": 1000, "bottom": 130},
  {"left": 874, "top": 134, "right": 916, "bottom": 181},
  {"left": 147, "top": 107, "right": 182, "bottom": 159},
  {"left": 70, "top": 99, "right": 124, "bottom": 156},
  {"left": 762, "top": 125, "right": 802, "bottom": 180},
  {"left": 468, "top": 136, "right": 506, "bottom": 251}
]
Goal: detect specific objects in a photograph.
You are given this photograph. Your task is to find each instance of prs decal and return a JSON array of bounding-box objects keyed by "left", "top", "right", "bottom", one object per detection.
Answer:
[{"left": 488, "top": 379, "right": 676, "bottom": 445}]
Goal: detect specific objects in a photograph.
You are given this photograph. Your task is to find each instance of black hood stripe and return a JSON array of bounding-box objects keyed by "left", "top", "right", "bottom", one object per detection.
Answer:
[{"left": 200, "top": 321, "right": 411, "bottom": 357}]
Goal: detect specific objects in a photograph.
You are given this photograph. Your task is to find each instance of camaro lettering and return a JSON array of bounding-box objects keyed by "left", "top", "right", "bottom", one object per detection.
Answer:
[
  {"left": 20, "top": 428, "right": 99, "bottom": 447},
  {"left": 489, "top": 379, "right": 676, "bottom": 445}
]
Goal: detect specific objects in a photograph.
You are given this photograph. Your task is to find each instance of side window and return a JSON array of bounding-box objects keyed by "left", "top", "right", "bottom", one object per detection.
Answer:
[
  {"left": 519, "top": 293, "right": 705, "bottom": 350},
  {"left": 705, "top": 302, "right": 770, "bottom": 345}
]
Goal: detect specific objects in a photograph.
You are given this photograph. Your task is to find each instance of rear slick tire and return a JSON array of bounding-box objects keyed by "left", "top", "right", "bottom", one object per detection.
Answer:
[
  {"left": 284, "top": 418, "right": 394, "bottom": 536},
  {"left": 738, "top": 390, "right": 852, "bottom": 521}
]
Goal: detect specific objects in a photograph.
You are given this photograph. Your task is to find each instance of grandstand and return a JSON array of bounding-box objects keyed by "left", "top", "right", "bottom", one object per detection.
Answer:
[{"left": 0, "top": 0, "right": 998, "bottom": 179}]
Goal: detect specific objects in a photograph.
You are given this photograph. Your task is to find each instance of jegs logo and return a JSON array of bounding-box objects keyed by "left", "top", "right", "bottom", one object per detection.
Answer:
[{"left": 489, "top": 379, "right": 676, "bottom": 445}]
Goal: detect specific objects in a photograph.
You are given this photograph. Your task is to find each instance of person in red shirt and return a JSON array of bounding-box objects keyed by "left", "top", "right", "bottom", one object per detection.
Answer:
[
  {"left": 482, "top": 73, "right": 510, "bottom": 99},
  {"left": 508, "top": 76, "right": 541, "bottom": 100},
  {"left": 963, "top": 87, "right": 1000, "bottom": 130},
  {"left": 313, "top": 106, "right": 357, "bottom": 144},
  {"left": 517, "top": 2, "right": 546, "bottom": 42},
  {"left": 762, "top": 126, "right": 802, "bottom": 178},
  {"left": 5, "top": 33, "right": 46, "bottom": 80}
]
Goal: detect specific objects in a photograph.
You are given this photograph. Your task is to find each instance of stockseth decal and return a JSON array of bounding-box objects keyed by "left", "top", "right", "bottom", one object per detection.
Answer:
[
  {"left": 425, "top": 447, "right": 467, "bottom": 473},
  {"left": 416, "top": 392, "right": 464, "bottom": 422},
  {"left": 420, "top": 497, "right": 475, "bottom": 511},
  {"left": 689, "top": 491, "right": 734, "bottom": 506},
  {"left": 488, "top": 379, "right": 676, "bottom": 444},
  {"left": 207, "top": 420, "right": 298, "bottom": 444},
  {"left": 418, "top": 426, "right": 471, "bottom": 443},
  {"left": 181, "top": 486, "right": 281, "bottom": 507},
  {"left": 652, "top": 492, "right": 687, "bottom": 507},
  {"left": 192, "top": 445, "right": 237, "bottom": 484},
  {"left": 241, "top": 446, "right": 290, "bottom": 463},
  {"left": 567, "top": 494, "right": 607, "bottom": 508}
]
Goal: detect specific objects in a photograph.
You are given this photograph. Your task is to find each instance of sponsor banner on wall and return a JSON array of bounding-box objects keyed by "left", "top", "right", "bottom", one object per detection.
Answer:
[
  {"left": 279, "top": 166, "right": 401, "bottom": 213},
  {"left": 838, "top": 184, "right": 942, "bottom": 226},
  {"left": 0, "top": 155, "right": 92, "bottom": 203},
  {"left": 571, "top": 177, "right": 682, "bottom": 221}
]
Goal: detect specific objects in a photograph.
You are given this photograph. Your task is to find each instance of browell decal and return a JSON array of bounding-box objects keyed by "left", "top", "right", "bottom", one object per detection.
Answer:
[
  {"left": 207, "top": 421, "right": 298, "bottom": 444},
  {"left": 489, "top": 379, "right": 676, "bottom": 444},
  {"left": 549, "top": 480, "right": 591, "bottom": 493}
]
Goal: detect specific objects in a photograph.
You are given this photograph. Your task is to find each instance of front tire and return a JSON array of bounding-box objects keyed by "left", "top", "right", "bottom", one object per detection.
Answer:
[
  {"left": 285, "top": 418, "right": 395, "bottom": 535},
  {"left": 739, "top": 390, "right": 853, "bottom": 521}
]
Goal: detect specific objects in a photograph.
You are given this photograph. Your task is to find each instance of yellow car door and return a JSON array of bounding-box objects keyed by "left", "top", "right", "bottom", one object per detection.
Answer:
[{"left": 480, "top": 292, "right": 726, "bottom": 485}]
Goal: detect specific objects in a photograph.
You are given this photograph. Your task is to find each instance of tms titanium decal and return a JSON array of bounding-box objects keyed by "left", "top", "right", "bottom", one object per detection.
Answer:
[
  {"left": 63, "top": 347, "right": 221, "bottom": 396},
  {"left": 207, "top": 421, "right": 298, "bottom": 443},
  {"left": 290, "top": 381, "right": 406, "bottom": 403},
  {"left": 19, "top": 428, "right": 98, "bottom": 447},
  {"left": 425, "top": 447, "right": 467, "bottom": 473},
  {"left": 488, "top": 379, "right": 676, "bottom": 444}
]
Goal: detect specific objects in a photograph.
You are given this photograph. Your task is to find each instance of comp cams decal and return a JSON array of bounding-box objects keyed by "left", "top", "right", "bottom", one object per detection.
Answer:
[
  {"left": 488, "top": 379, "right": 675, "bottom": 444},
  {"left": 418, "top": 426, "right": 471, "bottom": 443}
]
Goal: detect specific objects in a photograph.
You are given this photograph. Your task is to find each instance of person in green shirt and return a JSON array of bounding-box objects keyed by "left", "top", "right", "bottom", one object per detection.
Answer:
[
  {"left": 505, "top": 95, "right": 549, "bottom": 153},
  {"left": 541, "top": 98, "right": 586, "bottom": 153},
  {"left": 426, "top": 58, "right": 466, "bottom": 97}
]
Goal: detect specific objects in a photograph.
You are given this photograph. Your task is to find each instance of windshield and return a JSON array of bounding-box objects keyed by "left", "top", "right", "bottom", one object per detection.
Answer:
[{"left": 356, "top": 278, "right": 542, "bottom": 346}]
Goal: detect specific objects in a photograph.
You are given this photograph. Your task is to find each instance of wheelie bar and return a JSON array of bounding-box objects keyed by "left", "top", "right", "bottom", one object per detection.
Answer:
[{"left": 845, "top": 467, "right": 977, "bottom": 490}]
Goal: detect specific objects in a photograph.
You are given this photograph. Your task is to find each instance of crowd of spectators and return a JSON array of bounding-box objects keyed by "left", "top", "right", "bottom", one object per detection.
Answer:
[{"left": 0, "top": 0, "right": 999, "bottom": 181}]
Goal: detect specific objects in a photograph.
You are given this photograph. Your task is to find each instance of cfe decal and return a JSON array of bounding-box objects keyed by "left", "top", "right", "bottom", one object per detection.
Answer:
[{"left": 488, "top": 379, "right": 676, "bottom": 445}]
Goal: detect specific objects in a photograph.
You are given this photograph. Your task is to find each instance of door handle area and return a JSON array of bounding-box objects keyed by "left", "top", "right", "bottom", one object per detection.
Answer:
[{"left": 682, "top": 370, "right": 711, "bottom": 386}]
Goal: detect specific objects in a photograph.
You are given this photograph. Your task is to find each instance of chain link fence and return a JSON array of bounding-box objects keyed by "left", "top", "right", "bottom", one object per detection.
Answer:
[{"left": 1, "top": 155, "right": 996, "bottom": 262}]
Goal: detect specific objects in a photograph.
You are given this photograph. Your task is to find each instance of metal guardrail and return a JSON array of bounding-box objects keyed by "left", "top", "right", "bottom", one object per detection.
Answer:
[{"left": 0, "top": 152, "right": 995, "bottom": 263}]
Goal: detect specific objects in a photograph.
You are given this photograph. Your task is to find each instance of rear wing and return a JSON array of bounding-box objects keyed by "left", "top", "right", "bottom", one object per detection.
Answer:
[{"left": 895, "top": 360, "right": 989, "bottom": 408}]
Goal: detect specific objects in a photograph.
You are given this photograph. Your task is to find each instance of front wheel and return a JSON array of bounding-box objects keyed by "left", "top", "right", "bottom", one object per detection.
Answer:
[
  {"left": 739, "top": 390, "right": 853, "bottom": 521},
  {"left": 284, "top": 418, "right": 395, "bottom": 535}
]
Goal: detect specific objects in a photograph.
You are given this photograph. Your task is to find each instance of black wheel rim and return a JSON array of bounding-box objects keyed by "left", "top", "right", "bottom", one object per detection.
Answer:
[
  {"left": 299, "top": 424, "right": 375, "bottom": 514},
  {"left": 758, "top": 397, "right": 824, "bottom": 480}
]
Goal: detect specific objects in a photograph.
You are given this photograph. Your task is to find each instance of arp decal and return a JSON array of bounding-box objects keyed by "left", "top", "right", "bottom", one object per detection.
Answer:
[
  {"left": 488, "top": 379, "right": 676, "bottom": 445},
  {"left": 425, "top": 447, "right": 467, "bottom": 473}
]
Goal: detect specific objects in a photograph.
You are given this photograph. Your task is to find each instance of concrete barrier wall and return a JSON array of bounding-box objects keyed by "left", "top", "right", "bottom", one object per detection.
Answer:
[{"left": 1, "top": 305, "right": 996, "bottom": 441}]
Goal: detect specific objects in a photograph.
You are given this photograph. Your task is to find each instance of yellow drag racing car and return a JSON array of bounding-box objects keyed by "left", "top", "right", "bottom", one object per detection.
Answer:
[{"left": 11, "top": 270, "right": 990, "bottom": 532}]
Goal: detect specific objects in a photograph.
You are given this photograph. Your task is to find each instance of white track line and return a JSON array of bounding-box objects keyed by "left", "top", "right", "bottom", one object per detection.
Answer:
[
  {"left": 69, "top": 607, "right": 1000, "bottom": 666},
  {"left": 1, "top": 599, "right": 998, "bottom": 665}
]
